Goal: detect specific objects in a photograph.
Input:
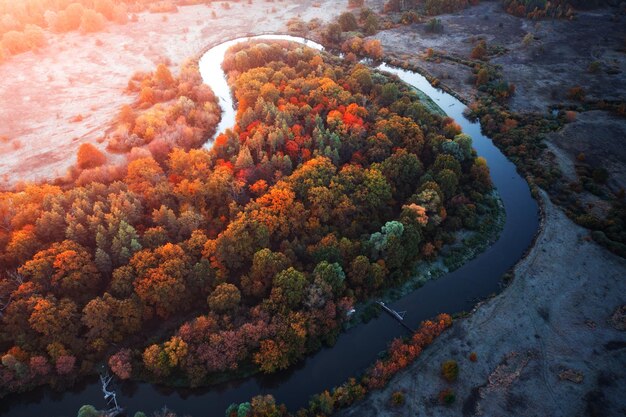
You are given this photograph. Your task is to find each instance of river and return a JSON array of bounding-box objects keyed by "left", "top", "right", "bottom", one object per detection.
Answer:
[{"left": 0, "top": 35, "right": 538, "bottom": 417}]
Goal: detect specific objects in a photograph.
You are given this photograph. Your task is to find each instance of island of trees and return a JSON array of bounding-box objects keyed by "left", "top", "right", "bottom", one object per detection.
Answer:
[{"left": 0, "top": 40, "right": 493, "bottom": 400}]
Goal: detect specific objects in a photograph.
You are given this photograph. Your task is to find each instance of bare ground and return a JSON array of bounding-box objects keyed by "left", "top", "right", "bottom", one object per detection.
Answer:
[
  {"left": 337, "top": 192, "right": 626, "bottom": 417},
  {"left": 545, "top": 110, "right": 626, "bottom": 191},
  {"left": 0, "top": 0, "right": 343, "bottom": 188},
  {"left": 375, "top": 2, "right": 626, "bottom": 113}
]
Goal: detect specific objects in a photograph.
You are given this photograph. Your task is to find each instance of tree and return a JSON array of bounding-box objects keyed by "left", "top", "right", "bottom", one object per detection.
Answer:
[
  {"left": 155, "top": 63, "right": 175, "bottom": 89},
  {"left": 348, "top": 0, "right": 365, "bottom": 8},
  {"left": 109, "top": 349, "right": 133, "bottom": 380},
  {"left": 77, "top": 405, "right": 100, "bottom": 417},
  {"left": 163, "top": 336, "right": 188, "bottom": 367},
  {"left": 79, "top": 9, "right": 105, "bottom": 33},
  {"left": 475, "top": 67, "right": 489, "bottom": 86},
  {"left": 29, "top": 296, "right": 79, "bottom": 343},
  {"left": 241, "top": 248, "right": 290, "bottom": 299},
  {"left": 19, "top": 240, "right": 102, "bottom": 302},
  {"left": 207, "top": 283, "right": 241, "bottom": 313},
  {"left": 55, "top": 355, "right": 76, "bottom": 375},
  {"left": 470, "top": 40, "right": 487, "bottom": 60},
  {"left": 363, "top": 39, "right": 383, "bottom": 60},
  {"left": 270, "top": 268, "right": 308, "bottom": 310},
  {"left": 254, "top": 339, "right": 289, "bottom": 373},
  {"left": 380, "top": 83, "right": 399, "bottom": 106},
  {"left": 313, "top": 261, "right": 345, "bottom": 295},
  {"left": 338, "top": 12, "right": 358, "bottom": 32},
  {"left": 132, "top": 243, "right": 191, "bottom": 319},
  {"left": 1, "top": 31, "right": 28, "bottom": 54},
  {"left": 142, "top": 344, "right": 170, "bottom": 377}
]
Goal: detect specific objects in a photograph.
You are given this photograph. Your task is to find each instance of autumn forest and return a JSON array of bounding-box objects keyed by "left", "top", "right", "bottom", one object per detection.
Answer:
[{"left": 0, "top": 36, "right": 494, "bottom": 403}]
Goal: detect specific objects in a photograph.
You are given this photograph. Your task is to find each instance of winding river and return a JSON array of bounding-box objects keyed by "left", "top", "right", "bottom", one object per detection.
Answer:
[{"left": 1, "top": 35, "right": 539, "bottom": 417}]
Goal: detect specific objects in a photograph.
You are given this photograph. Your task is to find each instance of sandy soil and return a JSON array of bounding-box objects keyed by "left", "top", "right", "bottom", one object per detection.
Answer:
[
  {"left": 0, "top": 0, "right": 343, "bottom": 188},
  {"left": 337, "top": 191, "right": 626, "bottom": 417}
]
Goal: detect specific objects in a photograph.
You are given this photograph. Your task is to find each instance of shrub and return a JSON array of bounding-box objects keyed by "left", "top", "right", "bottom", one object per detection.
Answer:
[
  {"left": 587, "top": 60, "right": 601, "bottom": 73},
  {"left": 390, "top": 390, "right": 405, "bottom": 406},
  {"left": 64, "top": 3, "right": 86, "bottom": 31},
  {"left": 592, "top": 168, "right": 608, "bottom": 184},
  {"left": 438, "top": 388, "right": 456, "bottom": 405},
  {"left": 522, "top": 32, "right": 534, "bottom": 47},
  {"left": 475, "top": 67, "right": 489, "bottom": 86},
  {"left": 24, "top": 25, "right": 46, "bottom": 49},
  {"left": 565, "top": 110, "right": 577, "bottom": 122},
  {"left": 94, "top": 0, "right": 115, "bottom": 20},
  {"left": 470, "top": 40, "right": 487, "bottom": 60},
  {"left": 426, "top": 18, "right": 443, "bottom": 33},
  {"left": 383, "top": 0, "right": 401, "bottom": 13},
  {"left": 567, "top": 86, "right": 586, "bottom": 101},
  {"left": 338, "top": 12, "right": 358, "bottom": 32},
  {"left": 441, "top": 359, "right": 459, "bottom": 381},
  {"left": 363, "top": 39, "right": 383, "bottom": 60},
  {"left": 77, "top": 143, "right": 107, "bottom": 169},
  {"left": 80, "top": 9, "right": 106, "bottom": 33},
  {"left": 77, "top": 405, "right": 99, "bottom": 417},
  {"left": 1, "top": 31, "right": 28, "bottom": 54}
]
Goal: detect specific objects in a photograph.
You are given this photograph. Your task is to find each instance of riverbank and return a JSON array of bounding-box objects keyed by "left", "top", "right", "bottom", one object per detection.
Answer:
[{"left": 336, "top": 190, "right": 626, "bottom": 417}]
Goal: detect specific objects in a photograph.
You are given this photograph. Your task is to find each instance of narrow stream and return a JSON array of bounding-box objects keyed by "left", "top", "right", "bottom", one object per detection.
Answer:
[{"left": 0, "top": 35, "right": 538, "bottom": 417}]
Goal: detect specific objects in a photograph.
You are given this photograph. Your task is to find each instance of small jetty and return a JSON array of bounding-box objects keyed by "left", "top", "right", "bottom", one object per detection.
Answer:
[{"left": 376, "top": 301, "right": 414, "bottom": 333}]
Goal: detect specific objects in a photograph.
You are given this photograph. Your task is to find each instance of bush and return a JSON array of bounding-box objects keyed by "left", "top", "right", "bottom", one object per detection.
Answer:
[
  {"left": 390, "top": 390, "right": 405, "bottom": 406},
  {"left": 1, "top": 31, "right": 28, "bottom": 54},
  {"left": 383, "top": 0, "right": 401, "bottom": 13},
  {"left": 426, "top": 18, "right": 443, "bottom": 33},
  {"left": 77, "top": 405, "right": 99, "bottom": 417},
  {"left": 23, "top": 25, "right": 46, "bottom": 49},
  {"left": 77, "top": 143, "right": 107, "bottom": 169},
  {"left": 567, "top": 86, "right": 586, "bottom": 101},
  {"left": 80, "top": 9, "right": 106, "bottom": 33},
  {"left": 588, "top": 61, "right": 601, "bottom": 73},
  {"left": 338, "top": 12, "right": 358, "bottom": 32},
  {"left": 438, "top": 388, "right": 456, "bottom": 405},
  {"left": 592, "top": 168, "right": 608, "bottom": 184},
  {"left": 470, "top": 40, "right": 487, "bottom": 60},
  {"left": 441, "top": 359, "right": 459, "bottom": 381}
]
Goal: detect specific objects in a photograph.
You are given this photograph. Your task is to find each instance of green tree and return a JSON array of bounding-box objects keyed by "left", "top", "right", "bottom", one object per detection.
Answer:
[{"left": 207, "top": 283, "right": 241, "bottom": 313}]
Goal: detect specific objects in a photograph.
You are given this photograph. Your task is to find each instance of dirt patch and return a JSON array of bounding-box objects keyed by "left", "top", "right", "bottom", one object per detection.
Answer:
[
  {"left": 545, "top": 110, "right": 626, "bottom": 191},
  {"left": 336, "top": 192, "right": 626, "bottom": 417},
  {"left": 0, "top": 0, "right": 343, "bottom": 188},
  {"left": 375, "top": 2, "right": 626, "bottom": 113}
]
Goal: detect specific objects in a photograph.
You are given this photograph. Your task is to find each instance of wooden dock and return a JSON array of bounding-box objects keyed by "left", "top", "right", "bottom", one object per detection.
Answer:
[{"left": 376, "top": 301, "right": 414, "bottom": 333}]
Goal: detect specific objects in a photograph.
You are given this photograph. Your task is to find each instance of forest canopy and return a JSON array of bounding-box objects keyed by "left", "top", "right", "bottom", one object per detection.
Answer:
[{"left": 0, "top": 40, "right": 492, "bottom": 395}]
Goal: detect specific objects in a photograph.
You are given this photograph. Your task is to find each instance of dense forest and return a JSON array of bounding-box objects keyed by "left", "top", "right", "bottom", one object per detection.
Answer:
[{"left": 0, "top": 40, "right": 492, "bottom": 396}]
